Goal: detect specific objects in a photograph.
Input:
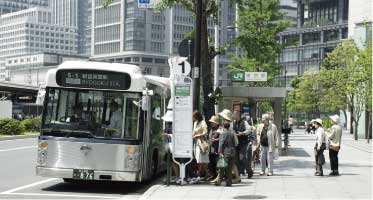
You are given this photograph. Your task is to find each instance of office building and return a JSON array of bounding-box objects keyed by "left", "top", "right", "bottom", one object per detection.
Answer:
[
  {"left": 0, "top": 7, "right": 79, "bottom": 83},
  {"left": 278, "top": 0, "right": 349, "bottom": 86},
  {"left": 91, "top": 0, "right": 237, "bottom": 79},
  {"left": 0, "top": 0, "right": 48, "bottom": 14}
]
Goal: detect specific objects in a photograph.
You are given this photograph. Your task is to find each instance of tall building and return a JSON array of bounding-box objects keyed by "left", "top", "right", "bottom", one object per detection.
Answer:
[
  {"left": 49, "top": 0, "right": 92, "bottom": 55},
  {"left": 0, "top": 0, "right": 48, "bottom": 14},
  {"left": 278, "top": 0, "right": 349, "bottom": 86},
  {"left": 0, "top": 7, "right": 79, "bottom": 84},
  {"left": 91, "top": 0, "right": 237, "bottom": 78}
]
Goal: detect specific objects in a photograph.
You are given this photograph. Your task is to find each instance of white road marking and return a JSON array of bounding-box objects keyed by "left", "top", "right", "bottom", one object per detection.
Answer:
[
  {"left": 1, "top": 178, "right": 58, "bottom": 194},
  {"left": 0, "top": 146, "right": 36, "bottom": 152},
  {"left": 5, "top": 192, "right": 119, "bottom": 199}
]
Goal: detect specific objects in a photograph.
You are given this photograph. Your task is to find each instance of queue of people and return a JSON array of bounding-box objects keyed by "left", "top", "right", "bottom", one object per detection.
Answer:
[{"left": 163, "top": 108, "right": 343, "bottom": 186}]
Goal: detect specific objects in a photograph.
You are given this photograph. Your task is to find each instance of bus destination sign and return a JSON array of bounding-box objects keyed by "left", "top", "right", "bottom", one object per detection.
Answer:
[{"left": 57, "top": 70, "right": 131, "bottom": 90}]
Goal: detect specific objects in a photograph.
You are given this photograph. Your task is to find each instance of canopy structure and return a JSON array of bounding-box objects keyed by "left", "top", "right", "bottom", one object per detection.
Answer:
[{"left": 220, "top": 86, "right": 287, "bottom": 147}]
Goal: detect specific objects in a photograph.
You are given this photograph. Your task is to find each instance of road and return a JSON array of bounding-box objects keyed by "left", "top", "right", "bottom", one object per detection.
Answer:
[{"left": 0, "top": 138, "right": 157, "bottom": 199}]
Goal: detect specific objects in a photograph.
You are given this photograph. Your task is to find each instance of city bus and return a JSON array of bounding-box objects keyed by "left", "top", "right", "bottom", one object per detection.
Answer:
[{"left": 36, "top": 61, "right": 170, "bottom": 182}]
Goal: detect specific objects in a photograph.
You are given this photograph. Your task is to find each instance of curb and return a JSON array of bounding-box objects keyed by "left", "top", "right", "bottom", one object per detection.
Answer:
[
  {"left": 137, "top": 184, "right": 162, "bottom": 200},
  {"left": 0, "top": 134, "right": 39, "bottom": 141}
]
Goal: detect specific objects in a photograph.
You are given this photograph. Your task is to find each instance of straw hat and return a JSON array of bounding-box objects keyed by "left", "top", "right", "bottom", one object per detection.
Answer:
[
  {"left": 161, "top": 110, "right": 173, "bottom": 122},
  {"left": 218, "top": 109, "right": 233, "bottom": 122},
  {"left": 329, "top": 115, "right": 340, "bottom": 124},
  {"left": 209, "top": 115, "right": 220, "bottom": 124},
  {"left": 314, "top": 118, "right": 323, "bottom": 126}
]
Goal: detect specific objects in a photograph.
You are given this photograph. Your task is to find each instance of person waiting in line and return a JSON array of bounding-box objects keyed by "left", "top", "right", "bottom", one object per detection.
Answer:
[
  {"left": 192, "top": 111, "right": 209, "bottom": 183},
  {"left": 207, "top": 115, "right": 220, "bottom": 181},
  {"left": 215, "top": 109, "right": 236, "bottom": 186},
  {"left": 233, "top": 111, "right": 254, "bottom": 178},
  {"left": 325, "top": 115, "right": 342, "bottom": 176},
  {"left": 256, "top": 114, "right": 280, "bottom": 176},
  {"left": 314, "top": 119, "right": 327, "bottom": 176},
  {"left": 107, "top": 101, "right": 123, "bottom": 138}
]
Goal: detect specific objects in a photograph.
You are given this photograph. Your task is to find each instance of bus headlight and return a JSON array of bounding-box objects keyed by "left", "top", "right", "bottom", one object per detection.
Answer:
[{"left": 37, "top": 141, "right": 48, "bottom": 166}]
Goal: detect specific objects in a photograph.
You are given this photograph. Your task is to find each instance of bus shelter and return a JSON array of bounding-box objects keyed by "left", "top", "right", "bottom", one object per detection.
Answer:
[{"left": 219, "top": 86, "right": 287, "bottom": 148}]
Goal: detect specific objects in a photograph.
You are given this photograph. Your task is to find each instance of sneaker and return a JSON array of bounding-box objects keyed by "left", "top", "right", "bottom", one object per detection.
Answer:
[
  {"left": 260, "top": 171, "right": 265, "bottom": 176},
  {"left": 267, "top": 172, "right": 273, "bottom": 176}
]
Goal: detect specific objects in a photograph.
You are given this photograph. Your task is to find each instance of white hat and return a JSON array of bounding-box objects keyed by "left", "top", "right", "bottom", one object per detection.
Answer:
[
  {"left": 218, "top": 109, "right": 233, "bottom": 122},
  {"left": 209, "top": 115, "right": 220, "bottom": 124},
  {"left": 314, "top": 118, "right": 323, "bottom": 126},
  {"left": 329, "top": 115, "right": 340, "bottom": 124},
  {"left": 161, "top": 110, "right": 173, "bottom": 122}
]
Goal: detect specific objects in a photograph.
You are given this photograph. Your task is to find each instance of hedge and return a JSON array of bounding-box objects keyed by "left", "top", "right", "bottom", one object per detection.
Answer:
[
  {"left": 21, "top": 117, "right": 41, "bottom": 132},
  {"left": 0, "top": 118, "right": 25, "bottom": 135}
]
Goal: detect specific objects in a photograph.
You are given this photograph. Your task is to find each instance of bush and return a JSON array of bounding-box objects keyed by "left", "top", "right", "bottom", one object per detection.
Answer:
[
  {"left": 21, "top": 117, "right": 41, "bottom": 132},
  {"left": 0, "top": 118, "right": 25, "bottom": 135}
]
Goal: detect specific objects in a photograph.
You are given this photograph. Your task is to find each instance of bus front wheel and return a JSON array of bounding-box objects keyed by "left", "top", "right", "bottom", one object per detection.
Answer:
[{"left": 151, "top": 151, "right": 158, "bottom": 177}]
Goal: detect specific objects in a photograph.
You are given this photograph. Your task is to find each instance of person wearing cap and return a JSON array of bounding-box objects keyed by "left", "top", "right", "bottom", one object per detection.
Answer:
[
  {"left": 325, "top": 115, "right": 342, "bottom": 176},
  {"left": 216, "top": 109, "right": 237, "bottom": 186},
  {"left": 314, "top": 118, "right": 327, "bottom": 176},
  {"left": 207, "top": 115, "right": 220, "bottom": 181},
  {"left": 256, "top": 114, "right": 280, "bottom": 176}
]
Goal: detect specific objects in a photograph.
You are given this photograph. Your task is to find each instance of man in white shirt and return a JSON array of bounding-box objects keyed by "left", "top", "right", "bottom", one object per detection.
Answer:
[{"left": 107, "top": 101, "right": 123, "bottom": 138}]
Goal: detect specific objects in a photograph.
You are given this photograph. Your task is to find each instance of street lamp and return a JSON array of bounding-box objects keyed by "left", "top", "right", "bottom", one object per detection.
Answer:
[{"left": 213, "top": 0, "right": 220, "bottom": 114}]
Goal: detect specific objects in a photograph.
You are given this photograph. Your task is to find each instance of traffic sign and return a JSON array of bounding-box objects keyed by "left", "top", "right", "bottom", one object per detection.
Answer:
[{"left": 138, "top": 0, "right": 160, "bottom": 8}]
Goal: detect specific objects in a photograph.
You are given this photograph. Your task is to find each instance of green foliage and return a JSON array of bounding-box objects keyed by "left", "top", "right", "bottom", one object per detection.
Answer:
[
  {"left": 228, "top": 0, "right": 291, "bottom": 86},
  {"left": 21, "top": 117, "right": 41, "bottom": 132},
  {"left": 322, "top": 117, "right": 332, "bottom": 129},
  {"left": 0, "top": 118, "right": 25, "bottom": 135}
]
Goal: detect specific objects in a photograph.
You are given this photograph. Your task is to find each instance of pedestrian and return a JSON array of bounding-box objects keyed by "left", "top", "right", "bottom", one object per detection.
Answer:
[
  {"left": 215, "top": 109, "right": 236, "bottom": 186},
  {"left": 192, "top": 111, "right": 209, "bottom": 182},
  {"left": 325, "top": 115, "right": 342, "bottom": 176},
  {"left": 256, "top": 114, "right": 280, "bottom": 176},
  {"left": 207, "top": 115, "right": 220, "bottom": 181},
  {"left": 288, "top": 115, "right": 295, "bottom": 133},
  {"left": 314, "top": 118, "right": 327, "bottom": 176},
  {"left": 233, "top": 111, "right": 254, "bottom": 178}
]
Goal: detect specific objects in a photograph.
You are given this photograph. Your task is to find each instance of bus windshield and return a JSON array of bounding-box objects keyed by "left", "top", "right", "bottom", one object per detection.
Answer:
[{"left": 42, "top": 87, "right": 142, "bottom": 140}]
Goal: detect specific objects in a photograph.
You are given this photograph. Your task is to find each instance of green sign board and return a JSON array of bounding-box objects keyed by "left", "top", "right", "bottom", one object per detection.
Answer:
[
  {"left": 175, "top": 86, "right": 190, "bottom": 96},
  {"left": 231, "top": 72, "right": 244, "bottom": 82}
]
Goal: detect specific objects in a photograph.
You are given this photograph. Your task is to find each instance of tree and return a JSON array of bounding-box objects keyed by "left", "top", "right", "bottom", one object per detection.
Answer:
[
  {"left": 156, "top": 0, "right": 219, "bottom": 121},
  {"left": 227, "top": 0, "right": 290, "bottom": 86},
  {"left": 320, "top": 40, "right": 359, "bottom": 134}
]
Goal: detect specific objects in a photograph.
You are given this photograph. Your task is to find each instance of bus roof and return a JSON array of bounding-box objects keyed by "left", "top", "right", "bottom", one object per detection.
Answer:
[{"left": 45, "top": 61, "right": 170, "bottom": 92}]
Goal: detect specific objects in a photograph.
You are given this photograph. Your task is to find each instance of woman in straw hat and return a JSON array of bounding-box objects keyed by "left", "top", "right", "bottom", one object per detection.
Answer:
[
  {"left": 313, "top": 118, "right": 327, "bottom": 176},
  {"left": 215, "top": 109, "right": 237, "bottom": 186},
  {"left": 325, "top": 115, "right": 342, "bottom": 176},
  {"left": 207, "top": 115, "right": 220, "bottom": 181}
]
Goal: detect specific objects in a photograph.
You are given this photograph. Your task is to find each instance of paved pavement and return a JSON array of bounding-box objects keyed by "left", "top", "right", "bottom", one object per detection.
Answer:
[{"left": 139, "top": 129, "right": 372, "bottom": 200}]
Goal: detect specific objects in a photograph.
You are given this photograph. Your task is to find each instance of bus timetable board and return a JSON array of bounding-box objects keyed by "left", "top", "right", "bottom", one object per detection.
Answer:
[
  {"left": 56, "top": 70, "right": 131, "bottom": 90},
  {"left": 173, "top": 80, "right": 193, "bottom": 158}
]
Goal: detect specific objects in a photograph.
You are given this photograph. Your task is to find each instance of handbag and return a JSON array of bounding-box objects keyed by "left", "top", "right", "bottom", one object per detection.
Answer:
[
  {"left": 329, "top": 145, "right": 340, "bottom": 152},
  {"left": 216, "top": 156, "right": 228, "bottom": 168},
  {"left": 198, "top": 139, "right": 209, "bottom": 153}
]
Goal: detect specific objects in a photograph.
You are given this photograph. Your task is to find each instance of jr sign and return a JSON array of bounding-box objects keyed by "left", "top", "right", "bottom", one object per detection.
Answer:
[{"left": 231, "top": 72, "right": 267, "bottom": 82}]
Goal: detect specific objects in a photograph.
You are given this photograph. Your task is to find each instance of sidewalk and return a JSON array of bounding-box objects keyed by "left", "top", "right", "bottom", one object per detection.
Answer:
[{"left": 138, "top": 129, "right": 372, "bottom": 200}]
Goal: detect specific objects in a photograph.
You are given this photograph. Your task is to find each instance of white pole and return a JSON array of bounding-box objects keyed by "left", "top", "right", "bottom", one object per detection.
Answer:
[
  {"left": 213, "top": 0, "right": 220, "bottom": 115},
  {"left": 169, "top": 7, "right": 174, "bottom": 55}
]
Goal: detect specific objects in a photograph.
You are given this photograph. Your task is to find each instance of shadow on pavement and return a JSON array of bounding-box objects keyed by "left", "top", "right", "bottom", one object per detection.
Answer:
[
  {"left": 41, "top": 176, "right": 162, "bottom": 195},
  {"left": 283, "top": 148, "right": 312, "bottom": 157},
  {"left": 233, "top": 195, "right": 267, "bottom": 199}
]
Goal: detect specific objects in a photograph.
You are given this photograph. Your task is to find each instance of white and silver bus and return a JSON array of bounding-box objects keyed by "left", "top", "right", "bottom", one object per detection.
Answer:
[{"left": 36, "top": 61, "right": 170, "bottom": 182}]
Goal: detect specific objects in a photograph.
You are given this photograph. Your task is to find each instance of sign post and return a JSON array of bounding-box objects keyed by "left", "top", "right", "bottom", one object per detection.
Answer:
[
  {"left": 169, "top": 57, "right": 193, "bottom": 185},
  {"left": 231, "top": 72, "right": 268, "bottom": 82}
]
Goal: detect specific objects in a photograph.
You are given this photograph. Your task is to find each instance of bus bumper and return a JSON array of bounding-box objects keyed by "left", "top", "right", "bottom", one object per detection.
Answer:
[{"left": 36, "top": 166, "right": 139, "bottom": 182}]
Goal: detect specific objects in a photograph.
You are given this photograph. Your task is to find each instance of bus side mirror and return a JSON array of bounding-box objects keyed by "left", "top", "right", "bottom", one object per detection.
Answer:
[{"left": 141, "top": 96, "right": 150, "bottom": 111}]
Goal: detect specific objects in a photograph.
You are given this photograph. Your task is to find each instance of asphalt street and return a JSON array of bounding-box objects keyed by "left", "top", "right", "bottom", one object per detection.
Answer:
[{"left": 0, "top": 138, "right": 157, "bottom": 199}]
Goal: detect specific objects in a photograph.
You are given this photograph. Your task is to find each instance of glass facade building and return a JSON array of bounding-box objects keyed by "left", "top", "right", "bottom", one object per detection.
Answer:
[{"left": 278, "top": 0, "right": 349, "bottom": 86}]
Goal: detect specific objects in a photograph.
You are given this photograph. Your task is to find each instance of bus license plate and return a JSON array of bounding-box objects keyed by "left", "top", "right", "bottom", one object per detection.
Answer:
[{"left": 72, "top": 169, "right": 94, "bottom": 180}]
